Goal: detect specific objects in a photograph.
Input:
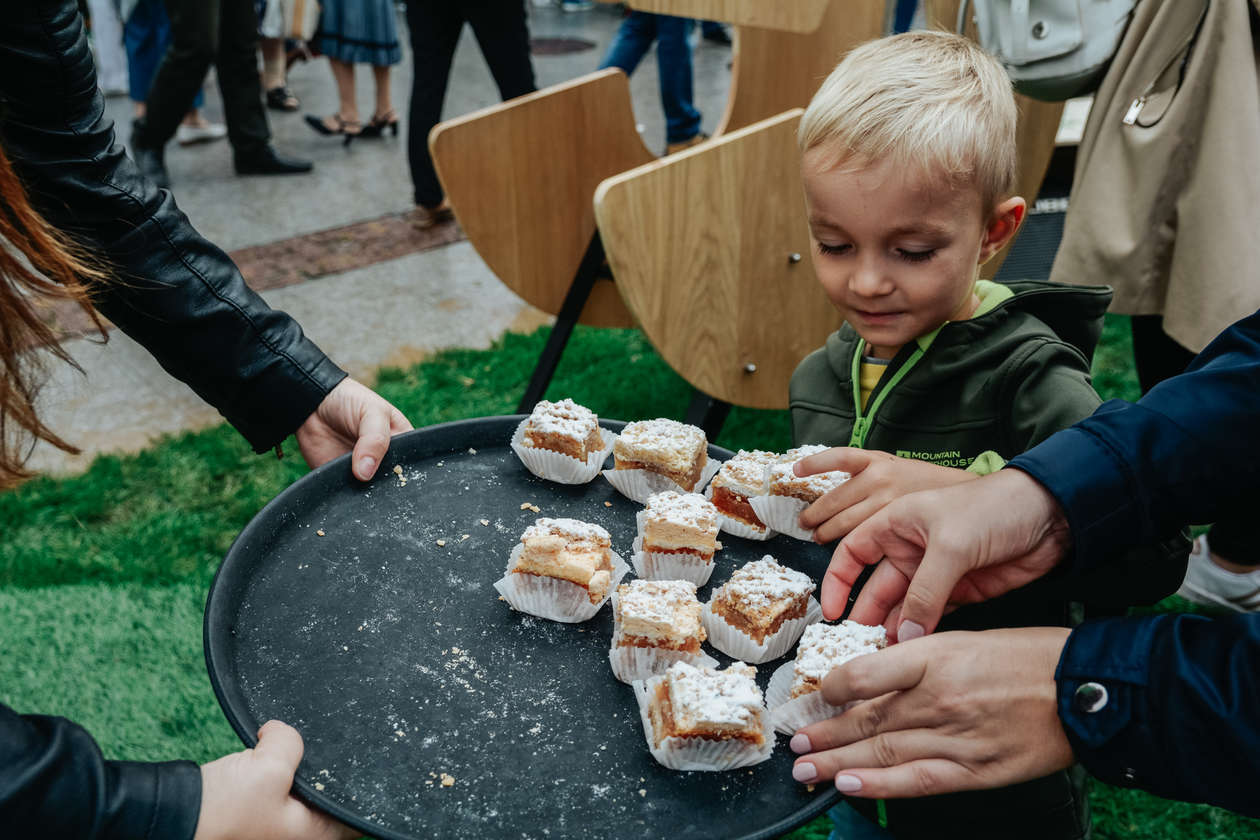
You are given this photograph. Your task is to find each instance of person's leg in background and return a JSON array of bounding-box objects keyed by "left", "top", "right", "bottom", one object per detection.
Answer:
[
  {"left": 124, "top": 0, "right": 168, "bottom": 117},
  {"left": 699, "top": 19, "right": 731, "bottom": 45},
  {"left": 403, "top": 0, "right": 466, "bottom": 223},
  {"left": 467, "top": 0, "right": 537, "bottom": 102},
  {"left": 216, "top": 0, "right": 311, "bottom": 173},
  {"left": 1133, "top": 315, "right": 1258, "bottom": 604},
  {"left": 130, "top": 0, "right": 220, "bottom": 185},
  {"left": 598, "top": 11, "right": 658, "bottom": 76},
  {"left": 87, "top": 0, "right": 129, "bottom": 94},
  {"left": 652, "top": 15, "right": 703, "bottom": 152},
  {"left": 364, "top": 63, "right": 399, "bottom": 136}
]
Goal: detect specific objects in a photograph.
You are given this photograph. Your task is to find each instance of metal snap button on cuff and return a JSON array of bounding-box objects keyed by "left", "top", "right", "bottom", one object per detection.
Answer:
[{"left": 1074, "top": 681, "right": 1109, "bottom": 714}]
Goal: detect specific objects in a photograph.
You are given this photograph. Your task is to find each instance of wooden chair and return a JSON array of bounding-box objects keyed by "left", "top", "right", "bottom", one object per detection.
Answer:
[
  {"left": 429, "top": 69, "right": 653, "bottom": 409},
  {"left": 594, "top": 110, "right": 844, "bottom": 424}
]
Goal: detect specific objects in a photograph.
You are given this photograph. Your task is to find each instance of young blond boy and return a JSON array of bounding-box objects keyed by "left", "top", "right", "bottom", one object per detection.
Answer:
[{"left": 785, "top": 32, "right": 1187, "bottom": 840}]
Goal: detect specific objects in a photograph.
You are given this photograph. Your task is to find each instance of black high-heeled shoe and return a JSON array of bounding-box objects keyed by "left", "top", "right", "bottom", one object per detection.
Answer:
[
  {"left": 360, "top": 109, "right": 400, "bottom": 139},
  {"left": 304, "top": 113, "right": 361, "bottom": 147}
]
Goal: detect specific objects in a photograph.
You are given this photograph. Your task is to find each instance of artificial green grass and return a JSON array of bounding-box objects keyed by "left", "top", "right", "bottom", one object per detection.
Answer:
[{"left": 2, "top": 315, "right": 1257, "bottom": 840}]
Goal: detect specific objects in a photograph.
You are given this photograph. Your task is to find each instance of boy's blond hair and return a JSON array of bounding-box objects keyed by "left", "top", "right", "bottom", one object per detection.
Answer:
[{"left": 799, "top": 31, "right": 1017, "bottom": 212}]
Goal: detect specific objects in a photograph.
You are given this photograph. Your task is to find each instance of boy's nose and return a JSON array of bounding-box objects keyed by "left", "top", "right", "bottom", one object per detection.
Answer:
[{"left": 850, "top": 257, "right": 891, "bottom": 296}]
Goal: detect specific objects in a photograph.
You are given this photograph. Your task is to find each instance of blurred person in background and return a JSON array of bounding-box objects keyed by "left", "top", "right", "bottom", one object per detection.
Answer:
[
  {"left": 128, "top": 0, "right": 312, "bottom": 188},
  {"left": 402, "top": 0, "right": 537, "bottom": 227},
  {"left": 304, "top": 0, "right": 402, "bottom": 144}
]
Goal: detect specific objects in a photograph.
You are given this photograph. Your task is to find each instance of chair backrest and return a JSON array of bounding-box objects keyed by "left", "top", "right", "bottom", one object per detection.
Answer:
[
  {"left": 716, "top": 0, "right": 889, "bottom": 134},
  {"left": 429, "top": 69, "right": 654, "bottom": 327},
  {"left": 594, "top": 110, "right": 844, "bottom": 410}
]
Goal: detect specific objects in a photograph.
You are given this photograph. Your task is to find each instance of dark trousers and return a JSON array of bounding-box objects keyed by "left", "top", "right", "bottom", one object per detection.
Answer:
[
  {"left": 403, "top": 0, "right": 536, "bottom": 208},
  {"left": 136, "top": 0, "right": 269, "bottom": 155},
  {"left": 1131, "top": 314, "right": 1252, "bottom": 565}
]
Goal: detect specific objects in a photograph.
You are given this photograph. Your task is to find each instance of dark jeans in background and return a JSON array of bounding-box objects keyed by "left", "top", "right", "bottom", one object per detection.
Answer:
[
  {"left": 134, "top": 0, "right": 269, "bottom": 154},
  {"left": 124, "top": 0, "right": 203, "bottom": 108},
  {"left": 598, "top": 12, "right": 701, "bottom": 144},
  {"left": 1131, "top": 314, "right": 1252, "bottom": 565},
  {"left": 403, "top": 0, "right": 536, "bottom": 209}
]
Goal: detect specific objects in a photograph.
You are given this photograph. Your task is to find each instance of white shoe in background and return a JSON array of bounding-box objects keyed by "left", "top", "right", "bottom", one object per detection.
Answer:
[
  {"left": 1176, "top": 534, "right": 1260, "bottom": 612},
  {"left": 176, "top": 121, "right": 228, "bottom": 146}
]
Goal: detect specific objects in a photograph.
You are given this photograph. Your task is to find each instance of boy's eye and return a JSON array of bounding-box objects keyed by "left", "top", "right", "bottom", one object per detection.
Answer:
[
  {"left": 817, "top": 242, "right": 850, "bottom": 256},
  {"left": 897, "top": 248, "right": 937, "bottom": 263}
]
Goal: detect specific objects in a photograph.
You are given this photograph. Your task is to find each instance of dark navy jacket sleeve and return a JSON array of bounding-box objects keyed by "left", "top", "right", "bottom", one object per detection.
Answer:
[
  {"left": 1007, "top": 309, "right": 1260, "bottom": 811},
  {"left": 0, "top": 0, "right": 346, "bottom": 453},
  {"left": 1056, "top": 614, "right": 1260, "bottom": 816},
  {"left": 1009, "top": 308, "right": 1260, "bottom": 574},
  {"left": 0, "top": 705, "right": 202, "bottom": 839}
]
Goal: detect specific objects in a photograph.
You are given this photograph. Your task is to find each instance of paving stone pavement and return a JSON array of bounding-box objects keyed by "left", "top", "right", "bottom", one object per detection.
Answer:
[{"left": 31, "top": 4, "right": 733, "bottom": 474}]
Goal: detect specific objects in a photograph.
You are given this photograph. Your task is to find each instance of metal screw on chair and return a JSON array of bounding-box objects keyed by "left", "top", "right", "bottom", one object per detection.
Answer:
[
  {"left": 744, "top": 363, "right": 758, "bottom": 374},
  {"left": 1031, "top": 21, "right": 1048, "bottom": 39},
  {"left": 788, "top": 252, "right": 802, "bottom": 264}
]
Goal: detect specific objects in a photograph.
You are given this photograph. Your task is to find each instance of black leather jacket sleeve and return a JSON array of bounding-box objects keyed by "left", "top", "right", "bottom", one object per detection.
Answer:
[
  {"left": 0, "top": 704, "right": 202, "bottom": 839},
  {"left": 0, "top": 0, "right": 346, "bottom": 453}
]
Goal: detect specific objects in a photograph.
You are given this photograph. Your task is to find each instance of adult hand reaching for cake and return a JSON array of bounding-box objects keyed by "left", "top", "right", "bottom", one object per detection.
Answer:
[
  {"left": 795, "top": 448, "right": 981, "bottom": 545},
  {"left": 787, "top": 627, "right": 1074, "bottom": 798},
  {"left": 296, "top": 377, "right": 413, "bottom": 480},
  {"left": 819, "top": 468, "right": 1072, "bottom": 635}
]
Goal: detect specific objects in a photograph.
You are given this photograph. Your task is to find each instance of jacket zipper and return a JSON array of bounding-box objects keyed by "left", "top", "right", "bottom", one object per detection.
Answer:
[{"left": 848, "top": 340, "right": 929, "bottom": 448}]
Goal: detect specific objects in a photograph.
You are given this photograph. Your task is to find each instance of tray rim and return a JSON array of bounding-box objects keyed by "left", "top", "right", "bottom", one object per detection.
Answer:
[{"left": 203, "top": 414, "right": 842, "bottom": 840}]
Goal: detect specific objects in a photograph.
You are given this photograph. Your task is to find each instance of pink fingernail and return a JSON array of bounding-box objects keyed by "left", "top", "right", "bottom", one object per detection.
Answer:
[
  {"left": 835, "top": 774, "right": 862, "bottom": 793},
  {"left": 898, "top": 620, "right": 924, "bottom": 642},
  {"left": 792, "top": 762, "right": 818, "bottom": 783},
  {"left": 358, "top": 456, "right": 376, "bottom": 477},
  {"left": 789, "top": 733, "right": 811, "bottom": 754}
]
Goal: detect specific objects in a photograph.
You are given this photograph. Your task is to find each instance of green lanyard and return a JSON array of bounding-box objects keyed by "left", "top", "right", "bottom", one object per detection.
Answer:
[{"left": 847, "top": 328, "right": 938, "bottom": 448}]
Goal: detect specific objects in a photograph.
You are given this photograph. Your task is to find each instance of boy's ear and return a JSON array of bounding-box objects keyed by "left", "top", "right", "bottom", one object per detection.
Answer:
[{"left": 978, "top": 196, "right": 1027, "bottom": 264}]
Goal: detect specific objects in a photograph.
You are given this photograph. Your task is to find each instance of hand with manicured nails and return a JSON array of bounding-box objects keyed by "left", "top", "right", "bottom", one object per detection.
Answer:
[
  {"left": 819, "top": 468, "right": 1072, "bottom": 638},
  {"left": 195, "top": 721, "right": 358, "bottom": 840},
  {"left": 795, "top": 448, "right": 980, "bottom": 545},
  {"left": 296, "top": 377, "right": 413, "bottom": 481},
  {"left": 788, "top": 627, "right": 1074, "bottom": 798}
]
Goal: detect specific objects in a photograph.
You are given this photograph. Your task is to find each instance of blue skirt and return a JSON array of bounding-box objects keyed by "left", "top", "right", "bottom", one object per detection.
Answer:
[{"left": 312, "top": 0, "right": 402, "bottom": 66}]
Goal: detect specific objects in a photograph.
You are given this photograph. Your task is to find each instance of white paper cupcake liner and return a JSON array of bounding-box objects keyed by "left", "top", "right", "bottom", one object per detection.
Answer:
[
  {"left": 748, "top": 495, "right": 814, "bottom": 542},
  {"left": 510, "top": 419, "right": 616, "bottom": 485},
  {"left": 608, "top": 643, "right": 718, "bottom": 683},
  {"left": 765, "top": 660, "right": 855, "bottom": 735},
  {"left": 602, "top": 457, "right": 723, "bottom": 504},
  {"left": 629, "top": 537, "right": 716, "bottom": 586},
  {"left": 493, "top": 545, "right": 629, "bottom": 623},
  {"left": 632, "top": 677, "right": 775, "bottom": 771},
  {"left": 702, "top": 485, "right": 775, "bottom": 541},
  {"left": 700, "top": 598, "right": 823, "bottom": 664}
]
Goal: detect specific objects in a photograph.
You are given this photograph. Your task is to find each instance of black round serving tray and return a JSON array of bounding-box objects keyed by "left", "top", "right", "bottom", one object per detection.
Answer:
[{"left": 205, "top": 415, "right": 841, "bottom": 840}]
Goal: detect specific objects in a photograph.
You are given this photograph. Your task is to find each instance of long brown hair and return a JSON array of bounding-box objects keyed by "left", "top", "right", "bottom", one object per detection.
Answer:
[{"left": 0, "top": 144, "right": 106, "bottom": 488}]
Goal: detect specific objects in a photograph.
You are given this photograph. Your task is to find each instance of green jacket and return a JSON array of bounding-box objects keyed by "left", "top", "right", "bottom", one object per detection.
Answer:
[
  {"left": 790, "top": 278, "right": 1188, "bottom": 616},
  {"left": 790, "top": 279, "right": 1108, "bottom": 469}
]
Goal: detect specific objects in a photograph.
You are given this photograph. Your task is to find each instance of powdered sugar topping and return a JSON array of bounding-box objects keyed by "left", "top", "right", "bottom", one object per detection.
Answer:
[
  {"left": 615, "top": 419, "right": 706, "bottom": 465},
  {"left": 525, "top": 399, "right": 599, "bottom": 439},
  {"left": 521, "top": 517, "right": 611, "bottom": 545},
  {"left": 618, "top": 580, "right": 699, "bottom": 624},
  {"left": 666, "top": 661, "right": 762, "bottom": 728},
  {"left": 644, "top": 491, "right": 718, "bottom": 531},
  {"left": 770, "top": 445, "right": 849, "bottom": 494},
  {"left": 719, "top": 556, "right": 815, "bottom": 608},
  {"left": 713, "top": 450, "right": 777, "bottom": 496},
  {"left": 794, "top": 621, "right": 887, "bottom": 682}
]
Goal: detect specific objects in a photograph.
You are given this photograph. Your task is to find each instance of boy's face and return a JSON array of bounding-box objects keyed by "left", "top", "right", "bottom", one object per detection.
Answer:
[{"left": 802, "top": 149, "right": 1013, "bottom": 360}]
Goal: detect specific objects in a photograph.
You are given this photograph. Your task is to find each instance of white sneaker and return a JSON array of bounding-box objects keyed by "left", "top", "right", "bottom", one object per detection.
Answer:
[
  {"left": 176, "top": 121, "right": 228, "bottom": 146},
  {"left": 1176, "top": 535, "right": 1260, "bottom": 612}
]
